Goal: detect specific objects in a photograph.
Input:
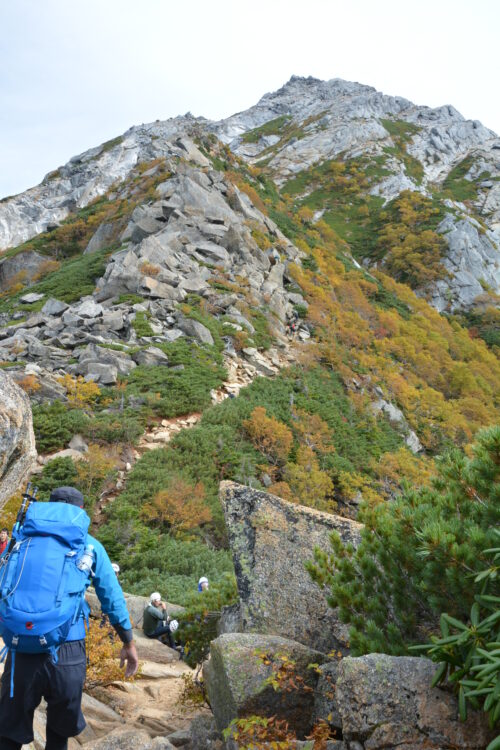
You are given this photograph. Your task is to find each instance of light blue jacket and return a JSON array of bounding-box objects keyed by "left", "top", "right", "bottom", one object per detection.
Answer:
[{"left": 67, "top": 534, "right": 132, "bottom": 642}]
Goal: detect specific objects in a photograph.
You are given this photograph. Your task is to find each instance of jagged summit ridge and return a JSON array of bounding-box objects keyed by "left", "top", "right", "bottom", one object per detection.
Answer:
[
  {"left": 0, "top": 119, "right": 199, "bottom": 250},
  {"left": 1, "top": 76, "right": 498, "bottom": 249},
  {"left": 1, "top": 75, "right": 500, "bottom": 313},
  {"left": 213, "top": 75, "right": 498, "bottom": 185}
]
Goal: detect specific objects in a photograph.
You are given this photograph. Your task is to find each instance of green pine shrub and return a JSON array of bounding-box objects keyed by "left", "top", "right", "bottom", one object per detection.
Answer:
[
  {"left": 34, "top": 457, "right": 79, "bottom": 498},
  {"left": 442, "top": 155, "right": 481, "bottom": 203},
  {"left": 132, "top": 311, "right": 154, "bottom": 337},
  {"left": 125, "top": 363, "right": 224, "bottom": 419},
  {"left": 34, "top": 452, "right": 115, "bottom": 515},
  {"left": 0, "top": 249, "right": 111, "bottom": 313},
  {"left": 242, "top": 115, "right": 292, "bottom": 144},
  {"left": 413, "top": 531, "right": 500, "bottom": 739},
  {"left": 100, "top": 365, "right": 404, "bottom": 553},
  {"left": 32, "top": 402, "right": 88, "bottom": 453},
  {"left": 82, "top": 409, "right": 145, "bottom": 445},
  {"left": 97, "top": 519, "right": 235, "bottom": 606},
  {"left": 32, "top": 401, "right": 145, "bottom": 453},
  {"left": 307, "top": 425, "right": 500, "bottom": 655},
  {"left": 177, "top": 573, "right": 238, "bottom": 667}
]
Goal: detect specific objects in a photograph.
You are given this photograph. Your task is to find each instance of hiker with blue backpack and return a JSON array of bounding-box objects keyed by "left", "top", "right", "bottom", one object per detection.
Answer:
[{"left": 0, "top": 485, "right": 138, "bottom": 750}]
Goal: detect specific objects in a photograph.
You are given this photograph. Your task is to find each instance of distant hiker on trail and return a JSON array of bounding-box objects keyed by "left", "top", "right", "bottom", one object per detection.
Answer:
[
  {"left": 286, "top": 309, "right": 299, "bottom": 338},
  {"left": 198, "top": 576, "right": 209, "bottom": 592},
  {"left": 143, "top": 593, "right": 182, "bottom": 656},
  {"left": 0, "top": 530, "right": 8, "bottom": 557},
  {"left": 0, "top": 486, "right": 138, "bottom": 750}
]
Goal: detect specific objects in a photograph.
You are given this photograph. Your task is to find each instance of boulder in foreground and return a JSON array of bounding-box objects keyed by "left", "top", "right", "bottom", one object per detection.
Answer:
[
  {"left": 335, "top": 654, "right": 494, "bottom": 749},
  {"left": 203, "top": 632, "right": 326, "bottom": 738}
]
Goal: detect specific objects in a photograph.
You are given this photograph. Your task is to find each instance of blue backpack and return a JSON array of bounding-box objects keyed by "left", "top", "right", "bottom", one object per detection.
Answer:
[{"left": 0, "top": 502, "right": 92, "bottom": 696}]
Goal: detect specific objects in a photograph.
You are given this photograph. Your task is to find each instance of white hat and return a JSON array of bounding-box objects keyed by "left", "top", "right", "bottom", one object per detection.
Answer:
[
  {"left": 198, "top": 577, "right": 208, "bottom": 585},
  {"left": 111, "top": 563, "right": 120, "bottom": 574},
  {"left": 150, "top": 592, "right": 161, "bottom": 602}
]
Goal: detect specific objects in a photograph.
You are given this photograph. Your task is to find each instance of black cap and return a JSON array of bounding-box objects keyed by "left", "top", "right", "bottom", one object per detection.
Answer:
[{"left": 49, "top": 486, "right": 84, "bottom": 507}]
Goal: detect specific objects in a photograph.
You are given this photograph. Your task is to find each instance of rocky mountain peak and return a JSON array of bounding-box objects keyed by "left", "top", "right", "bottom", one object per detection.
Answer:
[{"left": 1, "top": 76, "right": 499, "bottom": 316}]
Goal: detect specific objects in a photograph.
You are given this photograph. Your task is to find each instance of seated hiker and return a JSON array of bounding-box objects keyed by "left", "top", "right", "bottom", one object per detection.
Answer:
[{"left": 143, "top": 592, "right": 178, "bottom": 649}]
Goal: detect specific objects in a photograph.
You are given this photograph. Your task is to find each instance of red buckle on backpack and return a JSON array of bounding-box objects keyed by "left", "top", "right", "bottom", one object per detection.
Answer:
[{"left": 25, "top": 622, "right": 34, "bottom": 630}]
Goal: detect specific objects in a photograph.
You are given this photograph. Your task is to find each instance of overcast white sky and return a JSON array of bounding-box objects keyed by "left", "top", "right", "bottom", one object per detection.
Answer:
[{"left": 1, "top": 0, "right": 499, "bottom": 199}]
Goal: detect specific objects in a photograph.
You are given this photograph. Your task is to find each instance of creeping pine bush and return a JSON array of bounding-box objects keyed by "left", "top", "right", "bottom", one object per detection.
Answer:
[
  {"left": 32, "top": 402, "right": 88, "bottom": 453},
  {"left": 0, "top": 249, "right": 111, "bottom": 313},
  {"left": 32, "top": 401, "right": 145, "bottom": 453},
  {"left": 34, "top": 452, "right": 115, "bottom": 515},
  {"left": 413, "top": 531, "right": 500, "bottom": 742},
  {"left": 307, "top": 425, "right": 500, "bottom": 655},
  {"left": 125, "top": 339, "right": 226, "bottom": 418},
  {"left": 97, "top": 517, "right": 235, "bottom": 606},
  {"left": 177, "top": 573, "right": 238, "bottom": 667}
]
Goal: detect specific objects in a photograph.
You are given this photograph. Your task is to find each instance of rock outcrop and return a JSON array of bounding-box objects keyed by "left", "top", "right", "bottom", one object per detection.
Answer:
[
  {"left": 204, "top": 633, "right": 326, "bottom": 738},
  {"left": 0, "top": 370, "right": 37, "bottom": 506},
  {"left": 333, "top": 654, "right": 494, "bottom": 749},
  {"left": 0, "top": 147, "right": 307, "bottom": 385},
  {"left": 219, "top": 481, "right": 362, "bottom": 654},
  {"left": 429, "top": 213, "right": 500, "bottom": 312},
  {"left": 0, "top": 250, "right": 47, "bottom": 293}
]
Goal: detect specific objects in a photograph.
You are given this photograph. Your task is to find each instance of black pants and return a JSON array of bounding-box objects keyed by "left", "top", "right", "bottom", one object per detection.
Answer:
[
  {"left": 147, "top": 622, "right": 176, "bottom": 648},
  {"left": 0, "top": 640, "right": 86, "bottom": 747},
  {"left": 0, "top": 726, "right": 67, "bottom": 750}
]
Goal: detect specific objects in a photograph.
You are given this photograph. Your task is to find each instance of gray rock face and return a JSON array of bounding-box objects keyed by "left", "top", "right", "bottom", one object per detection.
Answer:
[
  {"left": 335, "top": 654, "right": 494, "bottom": 749},
  {"left": 41, "top": 298, "right": 68, "bottom": 316},
  {"left": 77, "top": 343, "right": 136, "bottom": 381},
  {"left": 212, "top": 76, "right": 497, "bottom": 182},
  {"left": 370, "top": 399, "right": 422, "bottom": 453},
  {"left": 217, "top": 603, "right": 243, "bottom": 636},
  {"left": 75, "top": 298, "right": 104, "bottom": 318},
  {"left": 0, "top": 371, "right": 37, "bottom": 506},
  {"left": 178, "top": 318, "right": 214, "bottom": 346},
  {"left": 204, "top": 632, "right": 326, "bottom": 737},
  {"left": 84, "top": 221, "right": 116, "bottom": 255},
  {"left": 132, "top": 346, "right": 169, "bottom": 367},
  {"left": 428, "top": 214, "right": 500, "bottom": 311},
  {"left": 210, "top": 75, "right": 500, "bottom": 311},
  {"left": 313, "top": 661, "right": 342, "bottom": 730},
  {"left": 188, "top": 715, "right": 223, "bottom": 749},
  {"left": 20, "top": 292, "right": 44, "bottom": 304},
  {"left": 131, "top": 629, "right": 180, "bottom": 665},
  {"left": 0, "top": 250, "right": 47, "bottom": 292},
  {"left": 219, "top": 481, "right": 362, "bottom": 653}
]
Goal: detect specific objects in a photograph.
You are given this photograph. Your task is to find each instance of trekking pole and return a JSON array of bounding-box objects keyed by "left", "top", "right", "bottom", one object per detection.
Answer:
[
  {"left": 1, "top": 483, "right": 38, "bottom": 564},
  {"left": 13, "top": 483, "right": 38, "bottom": 536}
]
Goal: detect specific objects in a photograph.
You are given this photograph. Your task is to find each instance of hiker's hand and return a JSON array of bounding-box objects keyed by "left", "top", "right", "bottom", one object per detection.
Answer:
[{"left": 120, "top": 642, "right": 139, "bottom": 677}]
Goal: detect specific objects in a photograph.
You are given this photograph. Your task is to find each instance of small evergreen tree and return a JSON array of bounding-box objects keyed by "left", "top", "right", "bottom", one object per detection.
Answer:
[{"left": 307, "top": 425, "right": 500, "bottom": 654}]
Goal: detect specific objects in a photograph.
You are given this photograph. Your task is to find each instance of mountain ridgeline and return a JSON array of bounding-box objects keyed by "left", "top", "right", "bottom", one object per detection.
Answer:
[{"left": 0, "top": 76, "right": 499, "bottom": 604}]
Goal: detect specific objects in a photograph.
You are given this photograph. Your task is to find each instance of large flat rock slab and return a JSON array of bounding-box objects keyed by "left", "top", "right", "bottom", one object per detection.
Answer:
[
  {"left": 219, "top": 481, "right": 361, "bottom": 653},
  {"left": 132, "top": 629, "right": 179, "bottom": 665}
]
